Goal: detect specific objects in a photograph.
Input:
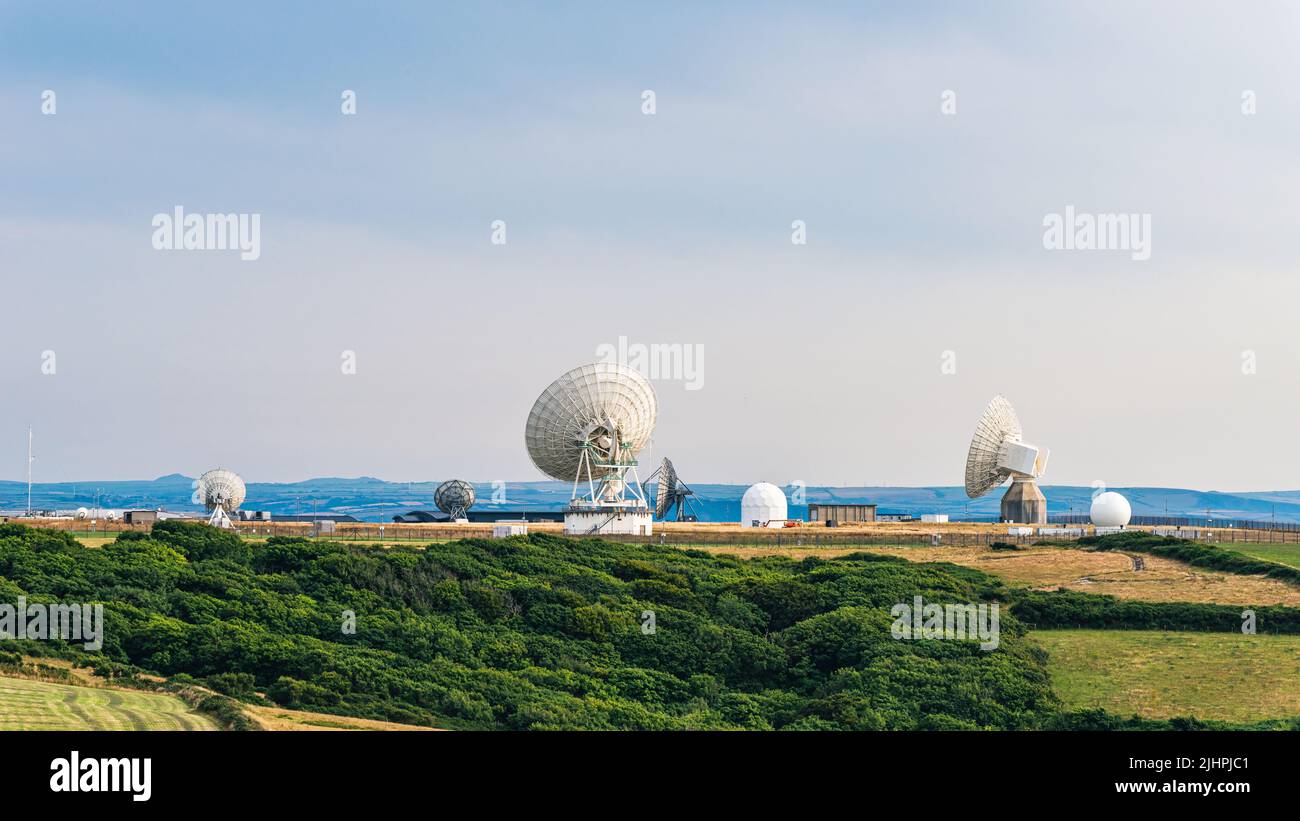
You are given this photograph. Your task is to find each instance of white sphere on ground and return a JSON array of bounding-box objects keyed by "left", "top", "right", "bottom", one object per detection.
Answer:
[
  {"left": 1090, "top": 491, "right": 1132, "bottom": 527},
  {"left": 741, "top": 482, "right": 788, "bottom": 528}
]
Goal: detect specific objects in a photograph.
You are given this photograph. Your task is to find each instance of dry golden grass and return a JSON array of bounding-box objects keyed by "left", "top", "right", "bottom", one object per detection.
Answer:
[
  {"left": 688, "top": 544, "right": 1300, "bottom": 607},
  {"left": 246, "top": 704, "right": 441, "bottom": 731},
  {"left": 686, "top": 545, "right": 873, "bottom": 560}
]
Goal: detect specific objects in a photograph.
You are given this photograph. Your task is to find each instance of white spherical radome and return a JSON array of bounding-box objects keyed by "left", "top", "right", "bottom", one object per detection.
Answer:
[
  {"left": 1090, "top": 491, "right": 1132, "bottom": 527},
  {"left": 741, "top": 482, "right": 788, "bottom": 528}
]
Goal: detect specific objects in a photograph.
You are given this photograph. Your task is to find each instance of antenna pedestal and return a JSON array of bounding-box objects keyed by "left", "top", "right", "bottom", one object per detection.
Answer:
[
  {"left": 563, "top": 507, "right": 653, "bottom": 536},
  {"left": 208, "top": 507, "right": 235, "bottom": 529},
  {"left": 563, "top": 446, "right": 653, "bottom": 536},
  {"left": 1001, "top": 478, "right": 1047, "bottom": 524}
]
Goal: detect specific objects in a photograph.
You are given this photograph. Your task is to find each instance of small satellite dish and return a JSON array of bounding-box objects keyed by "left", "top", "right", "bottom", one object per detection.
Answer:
[
  {"left": 655, "top": 460, "right": 676, "bottom": 519},
  {"left": 434, "top": 479, "right": 476, "bottom": 520},
  {"left": 642, "top": 457, "right": 698, "bottom": 521},
  {"left": 197, "top": 468, "right": 246, "bottom": 529},
  {"left": 525, "top": 361, "right": 657, "bottom": 534},
  {"left": 963, "top": 396, "right": 1049, "bottom": 524}
]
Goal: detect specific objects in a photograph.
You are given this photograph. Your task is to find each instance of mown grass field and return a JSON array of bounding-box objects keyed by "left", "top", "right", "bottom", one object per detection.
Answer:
[
  {"left": 1222, "top": 542, "right": 1300, "bottom": 570},
  {"left": 0, "top": 676, "right": 216, "bottom": 730},
  {"left": 1032, "top": 630, "right": 1300, "bottom": 722}
]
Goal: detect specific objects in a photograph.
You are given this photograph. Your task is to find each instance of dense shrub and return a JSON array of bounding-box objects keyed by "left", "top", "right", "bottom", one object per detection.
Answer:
[
  {"left": 0, "top": 521, "right": 1055, "bottom": 730},
  {"left": 1079, "top": 531, "right": 1300, "bottom": 585},
  {"left": 1008, "top": 588, "right": 1300, "bottom": 633}
]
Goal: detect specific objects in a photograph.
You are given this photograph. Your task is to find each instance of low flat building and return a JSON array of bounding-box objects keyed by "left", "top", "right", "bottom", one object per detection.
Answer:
[
  {"left": 808, "top": 503, "right": 877, "bottom": 523},
  {"left": 492, "top": 521, "right": 529, "bottom": 538},
  {"left": 123, "top": 510, "right": 159, "bottom": 525},
  {"left": 273, "top": 514, "right": 360, "bottom": 523},
  {"left": 877, "top": 512, "right": 915, "bottom": 522}
]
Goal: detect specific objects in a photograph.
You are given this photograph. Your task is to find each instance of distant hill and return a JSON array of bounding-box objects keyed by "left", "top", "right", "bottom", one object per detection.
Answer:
[{"left": 4, "top": 476, "right": 1300, "bottom": 524}]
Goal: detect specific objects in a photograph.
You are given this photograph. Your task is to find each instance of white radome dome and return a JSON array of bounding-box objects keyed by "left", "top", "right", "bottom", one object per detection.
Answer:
[
  {"left": 741, "top": 482, "right": 788, "bottom": 528},
  {"left": 1090, "top": 491, "right": 1132, "bottom": 527}
]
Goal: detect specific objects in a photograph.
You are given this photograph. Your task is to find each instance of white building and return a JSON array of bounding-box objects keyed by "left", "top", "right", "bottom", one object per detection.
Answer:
[{"left": 493, "top": 521, "right": 529, "bottom": 538}]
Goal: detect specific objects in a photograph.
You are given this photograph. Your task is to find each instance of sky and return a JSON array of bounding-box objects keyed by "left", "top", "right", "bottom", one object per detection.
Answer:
[{"left": 3, "top": 1, "right": 1300, "bottom": 490}]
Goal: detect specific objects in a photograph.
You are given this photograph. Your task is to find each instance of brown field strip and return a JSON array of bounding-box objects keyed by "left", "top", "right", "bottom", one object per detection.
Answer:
[
  {"left": 686, "top": 544, "right": 1300, "bottom": 607},
  {"left": 246, "top": 705, "right": 441, "bottom": 731}
]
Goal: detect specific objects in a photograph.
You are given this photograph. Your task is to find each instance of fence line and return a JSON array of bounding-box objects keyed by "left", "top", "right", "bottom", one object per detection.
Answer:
[{"left": 13, "top": 518, "right": 1300, "bottom": 548}]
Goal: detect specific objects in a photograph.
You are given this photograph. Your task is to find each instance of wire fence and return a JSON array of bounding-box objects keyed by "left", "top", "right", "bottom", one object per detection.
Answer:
[
  {"left": 11, "top": 517, "right": 1300, "bottom": 548},
  {"left": 1051, "top": 513, "right": 1300, "bottom": 532}
]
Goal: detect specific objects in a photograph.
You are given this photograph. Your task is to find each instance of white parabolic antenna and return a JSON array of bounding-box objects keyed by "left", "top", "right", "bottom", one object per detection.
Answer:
[
  {"left": 198, "top": 468, "right": 246, "bottom": 529},
  {"left": 964, "top": 396, "right": 1050, "bottom": 523},
  {"left": 526, "top": 361, "right": 657, "bottom": 483},
  {"left": 525, "top": 361, "right": 657, "bottom": 535}
]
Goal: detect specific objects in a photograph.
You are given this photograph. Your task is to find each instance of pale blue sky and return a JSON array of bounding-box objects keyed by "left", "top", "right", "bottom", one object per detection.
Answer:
[{"left": 3, "top": 2, "right": 1300, "bottom": 489}]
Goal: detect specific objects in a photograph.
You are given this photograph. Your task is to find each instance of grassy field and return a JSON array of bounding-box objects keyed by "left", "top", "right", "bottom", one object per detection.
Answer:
[
  {"left": 68, "top": 532, "right": 470, "bottom": 549},
  {"left": 0, "top": 676, "right": 216, "bottom": 730},
  {"left": 1032, "top": 630, "right": 1300, "bottom": 722},
  {"left": 1222, "top": 542, "right": 1300, "bottom": 569}
]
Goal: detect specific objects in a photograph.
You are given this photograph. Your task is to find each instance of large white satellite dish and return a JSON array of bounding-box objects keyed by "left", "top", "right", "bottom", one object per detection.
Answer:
[
  {"left": 964, "top": 396, "right": 1049, "bottom": 524},
  {"left": 197, "top": 468, "right": 246, "bottom": 529},
  {"left": 525, "top": 361, "right": 657, "bottom": 535}
]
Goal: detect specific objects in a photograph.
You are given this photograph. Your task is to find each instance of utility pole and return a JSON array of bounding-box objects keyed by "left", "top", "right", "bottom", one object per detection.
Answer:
[{"left": 26, "top": 427, "right": 33, "bottom": 516}]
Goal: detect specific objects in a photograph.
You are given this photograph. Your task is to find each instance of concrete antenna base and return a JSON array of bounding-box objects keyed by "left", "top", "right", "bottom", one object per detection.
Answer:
[{"left": 1001, "top": 477, "right": 1047, "bottom": 524}]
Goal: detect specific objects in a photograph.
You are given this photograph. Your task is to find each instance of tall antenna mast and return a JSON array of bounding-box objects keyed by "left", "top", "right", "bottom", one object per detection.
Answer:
[{"left": 26, "top": 426, "right": 33, "bottom": 516}]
